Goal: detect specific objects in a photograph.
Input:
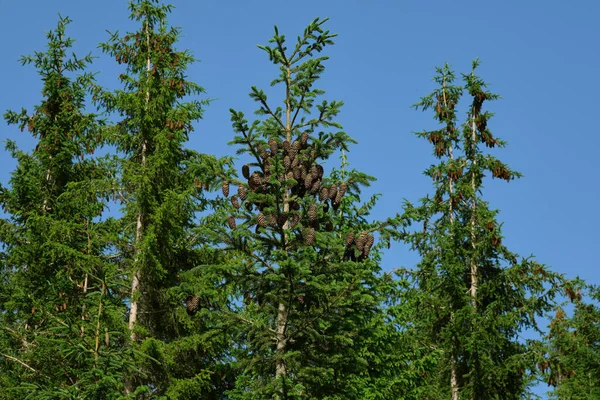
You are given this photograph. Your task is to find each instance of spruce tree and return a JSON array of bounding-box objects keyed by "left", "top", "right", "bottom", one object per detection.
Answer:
[
  {"left": 95, "top": 0, "right": 232, "bottom": 396},
  {"left": 400, "top": 61, "right": 563, "bottom": 399},
  {"left": 0, "top": 16, "right": 130, "bottom": 398},
  {"left": 200, "top": 18, "right": 397, "bottom": 399},
  {"left": 543, "top": 283, "right": 600, "bottom": 399}
]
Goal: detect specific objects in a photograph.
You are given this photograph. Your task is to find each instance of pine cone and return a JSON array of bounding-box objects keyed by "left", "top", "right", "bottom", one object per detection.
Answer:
[
  {"left": 269, "top": 213, "right": 277, "bottom": 227},
  {"left": 304, "top": 173, "right": 313, "bottom": 189},
  {"left": 268, "top": 138, "right": 278, "bottom": 154},
  {"left": 315, "top": 164, "right": 324, "bottom": 180},
  {"left": 222, "top": 181, "right": 230, "bottom": 197},
  {"left": 319, "top": 187, "right": 329, "bottom": 202},
  {"left": 345, "top": 231, "right": 355, "bottom": 246},
  {"left": 291, "top": 155, "right": 299, "bottom": 169},
  {"left": 334, "top": 187, "right": 344, "bottom": 205},
  {"left": 282, "top": 140, "right": 290, "bottom": 152},
  {"left": 257, "top": 212, "right": 267, "bottom": 227},
  {"left": 308, "top": 204, "right": 318, "bottom": 222},
  {"left": 242, "top": 164, "right": 250, "bottom": 179},
  {"left": 238, "top": 185, "right": 247, "bottom": 201},
  {"left": 300, "top": 166, "right": 308, "bottom": 180},
  {"left": 310, "top": 179, "right": 321, "bottom": 193},
  {"left": 328, "top": 186, "right": 338, "bottom": 201},
  {"left": 338, "top": 182, "right": 348, "bottom": 197},
  {"left": 293, "top": 166, "right": 303, "bottom": 180},
  {"left": 304, "top": 227, "right": 315, "bottom": 245},
  {"left": 231, "top": 196, "right": 240, "bottom": 209},
  {"left": 251, "top": 172, "right": 262, "bottom": 187},
  {"left": 227, "top": 215, "right": 236, "bottom": 230},
  {"left": 284, "top": 156, "right": 291, "bottom": 170},
  {"left": 362, "top": 234, "right": 375, "bottom": 257},
  {"left": 186, "top": 295, "right": 201, "bottom": 316},
  {"left": 355, "top": 232, "right": 367, "bottom": 252},
  {"left": 301, "top": 131, "right": 309, "bottom": 146}
]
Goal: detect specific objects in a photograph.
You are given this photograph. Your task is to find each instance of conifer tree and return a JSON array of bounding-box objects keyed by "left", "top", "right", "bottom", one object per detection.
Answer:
[
  {"left": 200, "top": 18, "right": 398, "bottom": 399},
  {"left": 543, "top": 283, "right": 600, "bottom": 399},
  {"left": 95, "top": 0, "right": 232, "bottom": 396},
  {"left": 0, "top": 16, "right": 130, "bottom": 398},
  {"left": 400, "top": 61, "right": 563, "bottom": 399}
]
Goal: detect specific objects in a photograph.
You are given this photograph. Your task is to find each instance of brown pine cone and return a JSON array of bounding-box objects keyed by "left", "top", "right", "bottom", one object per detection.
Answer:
[
  {"left": 290, "top": 213, "right": 300, "bottom": 228},
  {"left": 231, "top": 196, "right": 240, "bottom": 209},
  {"left": 319, "top": 187, "right": 329, "bottom": 202},
  {"left": 355, "top": 232, "right": 367, "bottom": 252},
  {"left": 300, "top": 131, "right": 309, "bottom": 146},
  {"left": 257, "top": 212, "right": 267, "bottom": 227},
  {"left": 227, "top": 215, "right": 236, "bottom": 230},
  {"left": 269, "top": 213, "right": 277, "bottom": 227},
  {"left": 338, "top": 182, "right": 348, "bottom": 197},
  {"left": 315, "top": 164, "right": 324, "bottom": 179},
  {"left": 242, "top": 164, "right": 250, "bottom": 179},
  {"left": 310, "top": 179, "right": 321, "bottom": 193},
  {"left": 251, "top": 172, "right": 262, "bottom": 187},
  {"left": 328, "top": 186, "right": 338, "bottom": 201},
  {"left": 222, "top": 181, "right": 230, "bottom": 197},
  {"left": 345, "top": 231, "right": 355, "bottom": 246},
  {"left": 304, "top": 173, "right": 313, "bottom": 189},
  {"left": 284, "top": 156, "right": 291, "bottom": 170},
  {"left": 238, "top": 185, "right": 247, "bottom": 201},
  {"left": 308, "top": 204, "right": 318, "bottom": 222},
  {"left": 291, "top": 155, "right": 299, "bottom": 169},
  {"left": 185, "top": 295, "right": 200, "bottom": 315},
  {"left": 303, "top": 227, "right": 315, "bottom": 245},
  {"left": 283, "top": 140, "right": 290, "bottom": 152},
  {"left": 268, "top": 138, "right": 278, "bottom": 154},
  {"left": 363, "top": 234, "right": 375, "bottom": 257}
]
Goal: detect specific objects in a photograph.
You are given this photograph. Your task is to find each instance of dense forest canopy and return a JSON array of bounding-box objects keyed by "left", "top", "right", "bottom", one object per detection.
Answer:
[{"left": 1, "top": 1, "right": 598, "bottom": 399}]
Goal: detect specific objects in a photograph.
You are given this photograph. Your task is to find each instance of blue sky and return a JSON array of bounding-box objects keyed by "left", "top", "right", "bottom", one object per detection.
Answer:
[{"left": 1, "top": 0, "right": 598, "bottom": 393}]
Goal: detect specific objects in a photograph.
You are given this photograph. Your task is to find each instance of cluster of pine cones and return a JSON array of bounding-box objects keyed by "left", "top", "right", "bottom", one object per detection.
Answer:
[
  {"left": 343, "top": 231, "right": 375, "bottom": 261},
  {"left": 222, "top": 132, "right": 349, "bottom": 246},
  {"left": 185, "top": 295, "right": 201, "bottom": 316}
]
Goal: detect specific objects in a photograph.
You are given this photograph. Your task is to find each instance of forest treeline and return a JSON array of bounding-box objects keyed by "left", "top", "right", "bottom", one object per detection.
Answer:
[{"left": 0, "top": 1, "right": 598, "bottom": 399}]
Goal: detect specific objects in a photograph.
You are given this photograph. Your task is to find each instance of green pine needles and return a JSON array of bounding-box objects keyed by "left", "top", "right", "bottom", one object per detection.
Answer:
[{"left": 0, "top": 2, "right": 589, "bottom": 399}]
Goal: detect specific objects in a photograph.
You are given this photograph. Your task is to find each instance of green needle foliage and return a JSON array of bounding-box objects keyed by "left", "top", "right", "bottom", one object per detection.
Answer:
[
  {"left": 95, "top": 0, "right": 232, "bottom": 396},
  {"left": 543, "top": 283, "right": 600, "bottom": 399},
  {"left": 0, "top": 16, "right": 130, "bottom": 398},
  {"left": 400, "top": 61, "right": 563, "bottom": 400},
  {"left": 199, "top": 18, "right": 398, "bottom": 399}
]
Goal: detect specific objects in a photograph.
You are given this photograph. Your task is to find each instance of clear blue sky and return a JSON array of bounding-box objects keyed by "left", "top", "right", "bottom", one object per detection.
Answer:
[{"left": 1, "top": 0, "right": 598, "bottom": 393}]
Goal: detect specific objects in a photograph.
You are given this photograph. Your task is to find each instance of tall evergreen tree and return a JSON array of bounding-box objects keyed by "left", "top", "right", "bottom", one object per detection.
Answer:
[
  {"left": 96, "top": 0, "right": 232, "bottom": 396},
  {"left": 0, "top": 16, "right": 130, "bottom": 398},
  {"left": 200, "top": 18, "right": 400, "bottom": 399},
  {"left": 400, "top": 61, "right": 563, "bottom": 399},
  {"left": 543, "top": 283, "right": 600, "bottom": 399}
]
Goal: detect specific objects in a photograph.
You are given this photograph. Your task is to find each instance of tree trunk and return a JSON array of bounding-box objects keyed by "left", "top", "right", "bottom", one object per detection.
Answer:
[
  {"left": 444, "top": 81, "right": 460, "bottom": 400},
  {"left": 125, "top": 17, "right": 151, "bottom": 395},
  {"left": 274, "top": 65, "right": 293, "bottom": 394},
  {"left": 469, "top": 118, "right": 478, "bottom": 309}
]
